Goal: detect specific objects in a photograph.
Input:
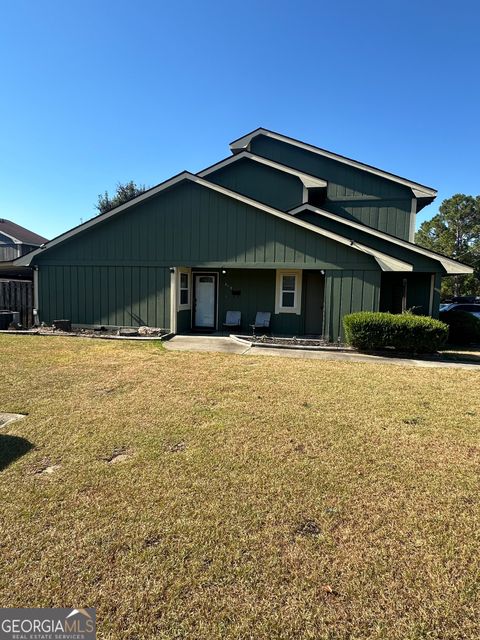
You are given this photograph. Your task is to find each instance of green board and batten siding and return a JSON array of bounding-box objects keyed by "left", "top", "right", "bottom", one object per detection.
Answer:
[
  {"left": 38, "top": 265, "right": 170, "bottom": 328},
  {"left": 324, "top": 270, "right": 381, "bottom": 341},
  {"left": 34, "top": 180, "right": 380, "bottom": 336},
  {"left": 249, "top": 135, "right": 414, "bottom": 241},
  {"left": 36, "top": 182, "right": 374, "bottom": 269},
  {"left": 206, "top": 157, "right": 304, "bottom": 212}
]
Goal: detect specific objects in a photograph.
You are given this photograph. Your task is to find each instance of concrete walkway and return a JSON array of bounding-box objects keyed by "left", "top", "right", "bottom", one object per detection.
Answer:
[
  {"left": 164, "top": 336, "right": 479, "bottom": 370},
  {"left": 165, "top": 335, "right": 251, "bottom": 354}
]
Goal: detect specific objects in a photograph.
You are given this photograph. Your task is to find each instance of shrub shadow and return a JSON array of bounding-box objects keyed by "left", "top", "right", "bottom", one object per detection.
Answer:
[
  {"left": 359, "top": 348, "right": 480, "bottom": 365},
  {"left": 0, "top": 434, "right": 33, "bottom": 471}
]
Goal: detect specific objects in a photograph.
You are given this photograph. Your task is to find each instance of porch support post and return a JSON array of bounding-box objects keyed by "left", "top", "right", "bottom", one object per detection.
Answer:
[
  {"left": 428, "top": 273, "right": 435, "bottom": 316},
  {"left": 33, "top": 267, "right": 40, "bottom": 326},
  {"left": 401, "top": 277, "right": 408, "bottom": 313},
  {"left": 170, "top": 267, "right": 177, "bottom": 334}
]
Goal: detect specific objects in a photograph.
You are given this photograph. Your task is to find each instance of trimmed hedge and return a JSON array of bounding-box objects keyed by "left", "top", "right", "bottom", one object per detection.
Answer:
[
  {"left": 439, "top": 310, "right": 480, "bottom": 345},
  {"left": 343, "top": 312, "right": 449, "bottom": 353}
]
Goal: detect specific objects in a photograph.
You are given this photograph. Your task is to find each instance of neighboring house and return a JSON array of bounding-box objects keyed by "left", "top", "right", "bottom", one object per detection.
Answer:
[
  {"left": 0, "top": 219, "right": 47, "bottom": 326},
  {"left": 16, "top": 128, "right": 473, "bottom": 340},
  {"left": 0, "top": 219, "right": 47, "bottom": 282},
  {"left": 0, "top": 218, "right": 47, "bottom": 262}
]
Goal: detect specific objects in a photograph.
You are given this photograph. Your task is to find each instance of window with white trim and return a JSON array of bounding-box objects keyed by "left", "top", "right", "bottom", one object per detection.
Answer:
[
  {"left": 275, "top": 270, "right": 302, "bottom": 315},
  {"left": 178, "top": 269, "right": 191, "bottom": 310}
]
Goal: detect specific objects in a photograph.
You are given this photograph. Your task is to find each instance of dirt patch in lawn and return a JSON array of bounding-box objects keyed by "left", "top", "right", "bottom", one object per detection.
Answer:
[
  {"left": 167, "top": 441, "right": 186, "bottom": 453},
  {"left": 294, "top": 519, "right": 322, "bottom": 537},
  {"left": 104, "top": 448, "right": 131, "bottom": 464},
  {"left": 31, "top": 458, "right": 61, "bottom": 476}
]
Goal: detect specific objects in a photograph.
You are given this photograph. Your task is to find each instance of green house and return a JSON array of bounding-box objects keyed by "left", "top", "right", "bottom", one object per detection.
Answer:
[{"left": 17, "top": 128, "right": 472, "bottom": 340}]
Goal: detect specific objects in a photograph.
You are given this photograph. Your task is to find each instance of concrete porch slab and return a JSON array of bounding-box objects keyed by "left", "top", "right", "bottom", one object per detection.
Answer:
[{"left": 164, "top": 335, "right": 251, "bottom": 354}]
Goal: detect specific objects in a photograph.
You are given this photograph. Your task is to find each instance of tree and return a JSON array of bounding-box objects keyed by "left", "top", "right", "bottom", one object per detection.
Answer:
[
  {"left": 96, "top": 181, "right": 147, "bottom": 215},
  {"left": 415, "top": 194, "right": 480, "bottom": 298}
]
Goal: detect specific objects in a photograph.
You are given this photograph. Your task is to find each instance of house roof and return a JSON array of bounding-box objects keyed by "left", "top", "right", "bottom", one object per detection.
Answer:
[
  {"left": 229, "top": 128, "right": 437, "bottom": 199},
  {"left": 198, "top": 150, "right": 328, "bottom": 191},
  {"left": 0, "top": 218, "right": 47, "bottom": 245},
  {"left": 14, "top": 155, "right": 470, "bottom": 275},
  {"left": 289, "top": 204, "right": 473, "bottom": 275},
  {"left": 15, "top": 171, "right": 412, "bottom": 273}
]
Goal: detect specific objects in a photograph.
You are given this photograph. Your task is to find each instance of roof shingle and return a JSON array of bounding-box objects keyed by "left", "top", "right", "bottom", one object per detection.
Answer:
[{"left": 0, "top": 219, "right": 47, "bottom": 245}]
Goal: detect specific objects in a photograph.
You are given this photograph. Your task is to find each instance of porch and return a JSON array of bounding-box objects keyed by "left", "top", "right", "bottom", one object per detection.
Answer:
[
  {"left": 170, "top": 267, "right": 441, "bottom": 341},
  {"left": 171, "top": 267, "right": 326, "bottom": 337}
]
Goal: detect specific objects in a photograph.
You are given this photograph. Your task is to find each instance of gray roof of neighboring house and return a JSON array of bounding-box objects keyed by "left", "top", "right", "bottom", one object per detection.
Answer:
[{"left": 0, "top": 218, "right": 48, "bottom": 245}]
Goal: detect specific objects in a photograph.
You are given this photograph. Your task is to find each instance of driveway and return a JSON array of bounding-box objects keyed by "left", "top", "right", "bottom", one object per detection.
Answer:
[{"left": 164, "top": 335, "right": 480, "bottom": 369}]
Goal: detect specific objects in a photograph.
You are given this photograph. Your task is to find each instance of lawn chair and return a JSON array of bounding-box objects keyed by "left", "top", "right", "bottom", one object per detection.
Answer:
[
  {"left": 223, "top": 310, "right": 241, "bottom": 332},
  {"left": 250, "top": 311, "right": 271, "bottom": 336}
]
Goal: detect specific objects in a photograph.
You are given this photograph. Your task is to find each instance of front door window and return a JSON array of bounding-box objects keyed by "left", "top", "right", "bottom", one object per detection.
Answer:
[{"left": 194, "top": 275, "right": 216, "bottom": 328}]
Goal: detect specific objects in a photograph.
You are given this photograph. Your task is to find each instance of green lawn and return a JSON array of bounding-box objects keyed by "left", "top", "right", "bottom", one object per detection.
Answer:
[{"left": 0, "top": 335, "right": 479, "bottom": 639}]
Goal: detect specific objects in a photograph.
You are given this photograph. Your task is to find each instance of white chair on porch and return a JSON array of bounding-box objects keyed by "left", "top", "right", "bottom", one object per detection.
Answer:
[
  {"left": 250, "top": 311, "right": 271, "bottom": 336},
  {"left": 223, "top": 310, "right": 241, "bottom": 332}
]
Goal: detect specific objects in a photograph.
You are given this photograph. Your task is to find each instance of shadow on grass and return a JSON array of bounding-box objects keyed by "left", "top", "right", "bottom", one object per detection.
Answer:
[
  {"left": 0, "top": 434, "right": 33, "bottom": 471},
  {"left": 438, "top": 344, "right": 480, "bottom": 364},
  {"left": 360, "top": 348, "right": 480, "bottom": 365}
]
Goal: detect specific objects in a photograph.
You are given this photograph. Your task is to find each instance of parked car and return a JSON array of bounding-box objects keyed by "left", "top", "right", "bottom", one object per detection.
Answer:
[
  {"left": 440, "top": 303, "right": 480, "bottom": 319},
  {"left": 442, "top": 296, "right": 480, "bottom": 304}
]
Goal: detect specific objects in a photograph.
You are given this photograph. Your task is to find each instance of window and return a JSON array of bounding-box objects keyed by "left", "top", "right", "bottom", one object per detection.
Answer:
[
  {"left": 275, "top": 270, "right": 302, "bottom": 315},
  {"left": 178, "top": 269, "right": 191, "bottom": 310},
  {"left": 281, "top": 275, "right": 296, "bottom": 308}
]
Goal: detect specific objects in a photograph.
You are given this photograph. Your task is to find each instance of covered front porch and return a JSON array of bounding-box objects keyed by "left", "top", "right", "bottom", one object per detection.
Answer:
[
  {"left": 170, "top": 267, "right": 326, "bottom": 337},
  {"left": 170, "top": 266, "right": 443, "bottom": 342}
]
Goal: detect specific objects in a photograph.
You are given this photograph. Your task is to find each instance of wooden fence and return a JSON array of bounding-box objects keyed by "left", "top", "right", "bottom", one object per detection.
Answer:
[{"left": 0, "top": 280, "right": 34, "bottom": 327}]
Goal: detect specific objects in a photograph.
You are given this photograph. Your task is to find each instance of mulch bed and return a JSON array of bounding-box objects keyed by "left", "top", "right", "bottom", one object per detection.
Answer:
[
  {"left": 1, "top": 326, "right": 169, "bottom": 339},
  {"left": 240, "top": 335, "right": 343, "bottom": 348}
]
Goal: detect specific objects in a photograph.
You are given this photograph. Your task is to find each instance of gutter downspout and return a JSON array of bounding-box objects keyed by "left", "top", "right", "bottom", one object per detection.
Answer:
[
  {"left": 409, "top": 197, "right": 417, "bottom": 243},
  {"left": 170, "top": 267, "right": 177, "bottom": 334}
]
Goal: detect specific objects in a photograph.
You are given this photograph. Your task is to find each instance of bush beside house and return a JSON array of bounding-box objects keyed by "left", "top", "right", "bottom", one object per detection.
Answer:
[{"left": 343, "top": 312, "right": 449, "bottom": 353}]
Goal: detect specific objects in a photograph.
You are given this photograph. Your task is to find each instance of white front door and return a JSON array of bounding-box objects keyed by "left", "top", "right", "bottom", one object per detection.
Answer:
[{"left": 194, "top": 274, "right": 216, "bottom": 328}]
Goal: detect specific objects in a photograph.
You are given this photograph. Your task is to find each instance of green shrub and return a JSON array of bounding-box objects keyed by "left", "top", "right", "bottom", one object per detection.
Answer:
[
  {"left": 439, "top": 310, "right": 480, "bottom": 345},
  {"left": 343, "top": 312, "right": 448, "bottom": 353}
]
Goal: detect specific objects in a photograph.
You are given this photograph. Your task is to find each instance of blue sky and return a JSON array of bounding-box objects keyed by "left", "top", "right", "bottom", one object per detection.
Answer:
[{"left": 0, "top": 0, "right": 478, "bottom": 239}]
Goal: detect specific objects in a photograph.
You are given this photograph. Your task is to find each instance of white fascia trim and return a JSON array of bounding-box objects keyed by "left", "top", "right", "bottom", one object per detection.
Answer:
[
  {"left": 230, "top": 129, "right": 437, "bottom": 198},
  {"left": 290, "top": 204, "right": 473, "bottom": 275},
  {"left": 198, "top": 150, "right": 328, "bottom": 191},
  {"left": 412, "top": 188, "right": 434, "bottom": 199},
  {"left": 16, "top": 171, "right": 411, "bottom": 272},
  {"left": 0, "top": 230, "right": 23, "bottom": 244}
]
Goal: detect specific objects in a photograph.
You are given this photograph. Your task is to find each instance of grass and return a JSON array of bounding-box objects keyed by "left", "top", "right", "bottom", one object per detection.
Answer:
[{"left": 0, "top": 335, "right": 479, "bottom": 639}]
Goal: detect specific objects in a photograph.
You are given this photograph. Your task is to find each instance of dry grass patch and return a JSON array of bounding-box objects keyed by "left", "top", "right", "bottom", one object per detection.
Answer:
[{"left": 0, "top": 335, "right": 479, "bottom": 639}]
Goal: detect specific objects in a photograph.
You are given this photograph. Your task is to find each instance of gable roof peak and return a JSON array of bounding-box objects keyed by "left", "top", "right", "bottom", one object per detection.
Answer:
[{"left": 229, "top": 127, "right": 437, "bottom": 198}]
